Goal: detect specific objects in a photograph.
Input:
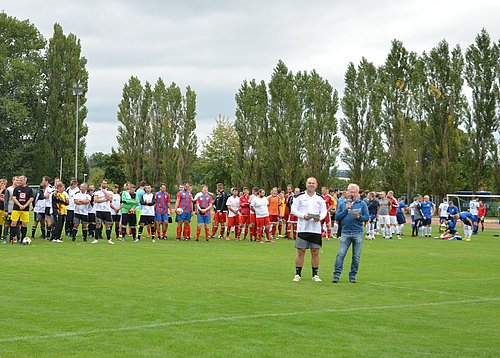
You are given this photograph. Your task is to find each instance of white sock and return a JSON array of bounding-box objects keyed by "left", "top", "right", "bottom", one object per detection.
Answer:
[
  {"left": 332, "top": 223, "right": 338, "bottom": 235},
  {"left": 400, "top": 224, "right": 404, "bottom": 234}
]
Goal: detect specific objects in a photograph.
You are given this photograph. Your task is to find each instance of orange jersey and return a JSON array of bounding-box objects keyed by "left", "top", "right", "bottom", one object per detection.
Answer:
[{"left": 268, "top": 195, "right": 281, "bottom": 216}]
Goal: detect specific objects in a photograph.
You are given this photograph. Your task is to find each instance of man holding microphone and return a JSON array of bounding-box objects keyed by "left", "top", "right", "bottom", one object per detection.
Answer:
[
  {"left": 291, "top": 177, "right": 327, "bottom": 282},
  {"left": 332, "top": 183, "right": 369, "bottom": 283}
]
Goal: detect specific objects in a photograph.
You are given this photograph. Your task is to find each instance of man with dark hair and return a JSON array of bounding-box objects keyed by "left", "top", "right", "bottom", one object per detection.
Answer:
[
  {"left": 211, "top": 183, "right": 229, "bottom": 239},
  {"left": 121, "top": 183, "right": 138, "bottom": 242},
  {"left": 155, "top": 183, "right": 171, "bottom": 240},
  {"left": 65, "top": 178, "right": 80, "bottom": 237},
  {"left": 11, "top": 176, "right": 34, "bottom": 244},
  {"left": 291, "top": 177, "right": 327, "bottom": 282},
  {"left": 92, "top": 179, "right": 115, "bottom": 244}
]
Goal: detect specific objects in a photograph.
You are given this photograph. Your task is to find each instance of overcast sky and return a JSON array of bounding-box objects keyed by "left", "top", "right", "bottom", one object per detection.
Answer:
[{"left": 2, "top": 1, "right": 499, "bottom": 160}]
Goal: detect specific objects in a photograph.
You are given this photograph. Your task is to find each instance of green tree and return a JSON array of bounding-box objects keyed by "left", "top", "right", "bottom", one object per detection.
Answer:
[
  {"left": 341, "top": 58, "right": 383, "bottom": 189},
  {"left": 268, "top": 60, "right": 303, "bottom": 188},
  {"left": 0, "top": 12, "right": 45, "bottom": 180},
  {"left": 465, "top": 29, "right": 500, "bottom": 191},
  {"left": 196, "top": 115, "right": 239, "bottom": 190},
  {"left": 418, "top": 40, "right": 467, "bottom": 195},
  {"left": 299, "top": 70, "right": 340, "bottom": 186},
  {"left": 176, "top": 86, "right": 197, "bottom": 184},
  {"left": 234, "top": 79, "right": 269, "bottom": 187},
  {"left": 116, "top": 76, "right": 151, "bottom": 184},
  {"left": 44, "top": 23, "right": 89, "bottom": 182},
  {"left": 379, "top": 40, "right": 419, "bottom": 194}
]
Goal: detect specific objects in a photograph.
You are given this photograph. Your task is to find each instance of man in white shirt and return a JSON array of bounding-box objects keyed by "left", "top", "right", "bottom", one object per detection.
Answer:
[
  {"left": 110, "top": 184, "right": 122, "bottom": 240},
  {"left": 64, "top": 178, "right": 80, "bottom": 237},
  {"left": 290, "top": 177, "right": 327, "bottom": 282},
  {"left": 72, "top": 183, "right": 91, "bottom": 242},
  {"left": 92, "top": 179, "right": 114, "bottom": 244},
  {"left": 138, "top": 184, "right": 156, "bottom": 242},
  {"left": 468, "top": 196, "right": 480, "bottom": 234},
  {"left": 225, "top": 187, "right": 241, "bottom": 240},
  {"left": 250, "top": 189, "right": 272, "bottom": 243},
  {"left": 438, "top": 197, "right": 449, "bottom": 224}
]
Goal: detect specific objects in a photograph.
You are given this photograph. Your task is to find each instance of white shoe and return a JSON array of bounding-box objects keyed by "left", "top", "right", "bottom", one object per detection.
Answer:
[
  {"left": 152, "top": 239, "right": 155, "bottom": 242},
  {"left": 91, "top": 239, "right": 98, "bottom": 244},
  {"left": 312, "top": 275, "right": 322, "bottom": 282},
  {"left": 397, "top": 236, "right": 401, "bottom": 240},
  {"left": 292, "top": 274, "right": 301, "bottom": 282},
  {"left": 107, "top": 240, "right": 114, "bottom": 245},
  {"left": 55, "top": 239, "right": 63, "bottom": 243}
]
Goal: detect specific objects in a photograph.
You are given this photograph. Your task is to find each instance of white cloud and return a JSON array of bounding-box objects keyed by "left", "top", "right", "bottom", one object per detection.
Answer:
[{"left": 2, "top": 0, "right": 499, "bottom": 158}]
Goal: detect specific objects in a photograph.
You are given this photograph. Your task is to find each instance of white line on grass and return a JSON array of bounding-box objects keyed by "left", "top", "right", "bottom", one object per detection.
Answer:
[
  {"left": 1, "top": 297, "right": 499, "bottom": 344},
  {"left": 366, "top": 282, "right": 488, "bottom": 300}
]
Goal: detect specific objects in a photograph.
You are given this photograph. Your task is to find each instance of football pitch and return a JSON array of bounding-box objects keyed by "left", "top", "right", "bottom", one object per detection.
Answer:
[{"left": 1, "top": 225, "right": 499, "bottom": 357}]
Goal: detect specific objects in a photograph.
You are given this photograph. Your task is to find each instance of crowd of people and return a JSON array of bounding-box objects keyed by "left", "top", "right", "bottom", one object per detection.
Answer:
[{"left": 0, "top": 175, "right": 492, "bottom": 283}]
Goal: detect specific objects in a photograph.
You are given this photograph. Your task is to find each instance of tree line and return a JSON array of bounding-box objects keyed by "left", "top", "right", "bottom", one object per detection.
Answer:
[
  {"left": 1, "top": 12, "right": 498, "bottom": 196},
  {"left": 0, "top": 13, "right": 88, "bottom": 181}
]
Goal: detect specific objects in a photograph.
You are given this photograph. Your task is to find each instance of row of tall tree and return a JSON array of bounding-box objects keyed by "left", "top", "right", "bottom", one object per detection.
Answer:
[
  {"left": 115, "top": 77, "right": 197, "bottom": 194},
  {"left": 342, "top": 31, "right": 499, "bottom": 196},
  {"left": 196, "top": 30, "right": 499, "bottom": 197},
  {"left": 0, "top": 13, "right": 88, "bottom": 182}
]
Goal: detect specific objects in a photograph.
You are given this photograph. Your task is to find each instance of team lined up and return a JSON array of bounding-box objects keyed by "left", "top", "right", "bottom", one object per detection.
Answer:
[{"left": 0, "top": 175, "right": 489, "bottom": 245}]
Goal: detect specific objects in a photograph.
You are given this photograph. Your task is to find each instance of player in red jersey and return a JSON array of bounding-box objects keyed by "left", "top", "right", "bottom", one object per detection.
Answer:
[
  {"left": 238, "top": 187, "right": 251, "bottom": 240},
  {"left": 320, "top": 186, "right": 333, "bottom": 239},
  {"left": 175, "top": 183, "right": 193, "bottom": 241},
  {"left": 286, "top": 187, "right": 301, "bottom": 240},
  {"left": 387, "top": 190, "right": 399, "bottom": 238},
  {"left": 283, "top": 184, "right": 294, "bottom": 239},
  {"left": 195, "top": 185, "right": 212, "bottom": 241}
]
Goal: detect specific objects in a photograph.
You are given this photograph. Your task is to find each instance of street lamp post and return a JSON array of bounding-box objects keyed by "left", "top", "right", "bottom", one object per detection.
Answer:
[
  {"left": 72, "top": 82, "right": 84, "bottom": 180},
  {"left": 83, "top": 173, "right": 88, "bottom": 184}
]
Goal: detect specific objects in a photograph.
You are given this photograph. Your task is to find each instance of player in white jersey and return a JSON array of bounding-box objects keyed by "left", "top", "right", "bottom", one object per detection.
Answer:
[
  {"left": 87, "top": 185, "right": 96, "bottom": 238},
  {"left": 438, "top": 197, "right": 449, "bottom": 224},
  {"left": 250, "top": 189, "right": 272, "bottom": 243},
  {"left": 64, "top": 178, "right": 80, "bottom": 237},
  {"left": 72, "top": 183, "right": 91, "bottom": 242},
  {"left": 92, "top": 179, "right": 114, "bottom": 244},
  {"left": 468, "top": 196, "right": 480, "bottom": 234},
  {"left": 110, "top": 184, "right": 122, "bottom": 240},
  {"left": 248, "top": 187, "right": 259, "bottom": 241},
  {"left": 43, "top": 176, "right": 57, "bottom": 239},
  {"left": 225, "top": 187, "right": 241, "bottom": 240},
  {"left": 31, "top": 184, "right": 47, "bottom": 239},
  {"left": 138, "top": 184, "right": 156, "bottom": 242}
]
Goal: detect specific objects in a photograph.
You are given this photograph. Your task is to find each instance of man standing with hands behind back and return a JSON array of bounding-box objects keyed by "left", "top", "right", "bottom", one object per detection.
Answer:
[
  {"left": 333, "top": 183, "right": 369, "bottom": 284},
  {"left": 291, "top": 177, "right": 327, "bottom": 282}
]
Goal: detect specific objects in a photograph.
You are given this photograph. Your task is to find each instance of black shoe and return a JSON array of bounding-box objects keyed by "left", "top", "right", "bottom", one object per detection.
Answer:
[
  {"left": 349, "top": 277, "right": 357, "bottom": 284},
  {"left": 176, "top": 238, "right": 181, "bottom": 241},
  {"left": 332, "top": 277, "right": 339, "bottom": 284},
  {"left": 72, "top": 238, "right": 76, "bottom": 242}
]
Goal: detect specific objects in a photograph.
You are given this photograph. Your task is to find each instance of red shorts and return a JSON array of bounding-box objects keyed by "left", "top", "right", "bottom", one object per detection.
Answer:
[
  {"left": 239, "top": 215, "right": 250, "bottom": 225},
  {"left": 269, "top": 215, "right": 279, "bottom": 223},
  {"left": 249, "top": 213, "right": 256, "bottom": 224},
  {"left": 256, "top": 216, "right": 270, "bottom": 228},
  {"left": 321, "top": 215, "right": 331, "bottom": 225},
  {"left": 288, "top": 214, "right": 298, "bottom": 223},
  {"left": 284, "top": 212, "right": 290, "bottom": 222},
  {"left": 213, "top": 211, "right": 227, "bottom": 223},
  {"left": 227, "top": 215, "right": 239, "bottom": 227}
]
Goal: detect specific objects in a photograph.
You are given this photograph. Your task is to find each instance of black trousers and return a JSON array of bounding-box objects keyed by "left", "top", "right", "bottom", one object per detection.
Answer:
[
  {"left": 65, "top": 210, "right": 74, "bottom": 235},
  {"left": 52, "top": 214, "right": 66, "bottom": 241}
]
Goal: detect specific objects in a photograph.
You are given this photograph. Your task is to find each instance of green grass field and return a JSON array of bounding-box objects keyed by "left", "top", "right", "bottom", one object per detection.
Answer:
[{"left": 1, "top": 221, "right": 499, "bottom": 357}]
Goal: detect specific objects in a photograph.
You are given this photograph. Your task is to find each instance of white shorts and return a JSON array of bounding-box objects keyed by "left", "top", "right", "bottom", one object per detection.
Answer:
[
  {"left": 379, "top": 215, "right": 391, "bottom": 225},
  {"left": 390, "top": 216, "right": 398, "bottom": 225}
]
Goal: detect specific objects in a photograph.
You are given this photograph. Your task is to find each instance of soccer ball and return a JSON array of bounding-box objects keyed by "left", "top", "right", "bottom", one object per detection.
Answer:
[
  {"left": 176, "top": 208, "right": 183, "bottom": 215},
  {"left": 22, "top": 237, "right": 32, "bottom": 245}
]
